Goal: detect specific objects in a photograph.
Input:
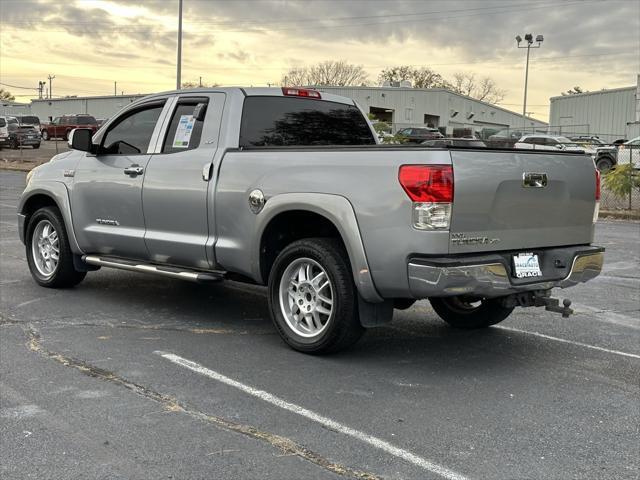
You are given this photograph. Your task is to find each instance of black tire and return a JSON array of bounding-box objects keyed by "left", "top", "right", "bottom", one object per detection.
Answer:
[
  {"left": 268, "top": 238, "right": 364, "bottom": 354},
  {"left": 25, "top": 206, "right": 86, "bottom": 288},
  {"left": 63, "top": 130, "right": 71, "bottom": 141},
  {"left": 10, "top": 138, "right": 19, "bottom": 150},
  {"left": 430, "top": 296, "right": 514, "bottom": 329},
  {"left": 33, "top": 144, "right": 40, "bottom": 149},
  {"left": 596, "top": 157, "right": 613, "bottom": 172},
  {"left": 41, "top": 130, "right": 50, "bottom": 141}
]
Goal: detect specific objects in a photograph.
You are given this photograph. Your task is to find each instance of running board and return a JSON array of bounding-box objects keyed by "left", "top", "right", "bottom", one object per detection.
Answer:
[{"left": 82, "top": 255, "right": 225, "bottom": 283}]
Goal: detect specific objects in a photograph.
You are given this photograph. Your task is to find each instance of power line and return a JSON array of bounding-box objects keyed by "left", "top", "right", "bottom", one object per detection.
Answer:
[{"left": 0, "top": 82, "right": 38, "bottom": 90}]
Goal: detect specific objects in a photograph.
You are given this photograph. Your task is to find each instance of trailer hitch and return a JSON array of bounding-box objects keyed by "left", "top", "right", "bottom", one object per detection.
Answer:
[{"left": 501, "top": 290, "right": 574, "bottom": 318}]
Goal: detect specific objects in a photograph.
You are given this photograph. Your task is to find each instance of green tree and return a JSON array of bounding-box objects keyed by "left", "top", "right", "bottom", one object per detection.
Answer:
[
  {"left": 603, "top": 164, "right": 640, "bottom": 206},
  {"left": 0, "top": 89, "right": 15, "bottom": 101},
  {"left": 377, "top": 66, "right": 450, "bottom": 89}
]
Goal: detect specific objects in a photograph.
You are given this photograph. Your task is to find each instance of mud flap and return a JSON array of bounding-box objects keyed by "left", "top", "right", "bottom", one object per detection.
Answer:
[{"left": 357, "top": 293, "right": 394, "bottom": 328}]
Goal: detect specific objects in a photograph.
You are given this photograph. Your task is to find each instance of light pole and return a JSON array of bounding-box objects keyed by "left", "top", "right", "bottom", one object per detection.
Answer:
[
  {"left": 176, "top": 0, "right": 183, "bottom": 90},
  {"left": 516, "top": 33, "right": 543, "bottom": 129}
]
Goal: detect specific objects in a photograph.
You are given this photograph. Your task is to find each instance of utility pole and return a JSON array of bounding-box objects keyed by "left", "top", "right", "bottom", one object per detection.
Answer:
[
  {"left": 114, "top": 81, "right": 117, "bottom": 96},
  {"left": 515, "top": 34, "right": 543, "bottom": 129},
  {"left": 47, "top": 74, "right": 55, "bottom": 99},
  {"left": 176, "top": 0, "right": 183, "bottom": 90},
  {"left": 199, "top": 76, "right": 202, "bottom": 87}
]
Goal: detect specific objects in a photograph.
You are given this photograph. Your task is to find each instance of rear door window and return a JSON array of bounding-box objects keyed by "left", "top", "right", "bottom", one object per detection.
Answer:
[
  {"left": 161, "top": 99, "right": 208, "bottom": 153},
  {"left": 239, "top": 96, "right": 375, "bottom": 147}
]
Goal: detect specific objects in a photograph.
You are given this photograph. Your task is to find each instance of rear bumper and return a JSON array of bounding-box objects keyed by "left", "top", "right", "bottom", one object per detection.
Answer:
[{"left": 407, "top": 246, "right": 604, "bottom": 299}]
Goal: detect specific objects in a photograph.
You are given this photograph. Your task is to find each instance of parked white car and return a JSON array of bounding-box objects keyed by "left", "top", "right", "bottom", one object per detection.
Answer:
[
  {"left": 515, "top": 134, "right": 596, "bottom": 155},
  {"left": 616, "top": 136, "right": 640, "bottom": 168}
]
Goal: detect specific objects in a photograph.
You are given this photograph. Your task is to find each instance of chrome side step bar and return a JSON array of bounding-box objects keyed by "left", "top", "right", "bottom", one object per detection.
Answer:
[{"left": 82, "top": 255, "right": 225, "bottom": 283}]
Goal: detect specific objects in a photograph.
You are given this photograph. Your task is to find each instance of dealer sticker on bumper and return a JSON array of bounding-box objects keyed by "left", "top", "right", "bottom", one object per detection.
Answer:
[{"left": 513, "top": 252, "right": 542, "bottom": 278}]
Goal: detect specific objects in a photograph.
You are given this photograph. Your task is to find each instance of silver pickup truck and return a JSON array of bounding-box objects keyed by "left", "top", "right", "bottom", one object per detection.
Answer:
[{"left": 18, "top": 87, "right": 604, "bottom": 353}]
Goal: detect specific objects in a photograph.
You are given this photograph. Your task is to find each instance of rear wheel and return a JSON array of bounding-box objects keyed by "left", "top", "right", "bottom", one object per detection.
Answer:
[
  {"left": 430, "top": 296, "right": 514, "bottom": 329},
  {"left": 33, "top": 143, "right": 40, "bottom": 149},
  {"left": 41, "top": 130, "right": 50, "bottom": 141},
  {"left": 268, "top": 238, "right": 364, "bottom": 354},
  {"left": 26, "top": 206, "right": 86, "bottom": 288},
  {"left": 10, "top": 138, "right": 19, "bottom": 149},
  {"left": 63, "top": 129, "right": 71, "bottom": 141}
]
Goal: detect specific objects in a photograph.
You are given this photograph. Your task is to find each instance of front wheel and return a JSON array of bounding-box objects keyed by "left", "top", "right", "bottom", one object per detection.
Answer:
[
  {"left": 430, "top": 296, "right": 514, "bottom": 329},
  {"left": 41, "top": 130, "right": 50, "bottom": 141},
  {"left": 26, "top": 206, "right": 86, "bottom": 288},
  {"left": 268, "top": 238, "right": 364, "bottom": 354}
]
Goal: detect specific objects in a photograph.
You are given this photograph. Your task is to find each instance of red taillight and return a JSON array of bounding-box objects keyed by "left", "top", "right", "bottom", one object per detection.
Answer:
[
  {"left": 398, "top": 165, "right": 454, "bottom": 203},
  {"left": 281, "top": 87, "right": 321, "bottom": 99},
  {"left": 595, "top": 169, "right": 601, "bottom": 201}
]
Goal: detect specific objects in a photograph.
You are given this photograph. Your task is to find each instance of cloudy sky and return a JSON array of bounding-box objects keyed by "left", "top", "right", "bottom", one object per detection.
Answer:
[{"left": 1, "top": 0, "right": 638, "bottom": 120}]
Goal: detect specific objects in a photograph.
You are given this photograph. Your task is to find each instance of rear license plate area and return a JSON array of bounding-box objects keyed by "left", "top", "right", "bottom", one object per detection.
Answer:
[{"left": 513, "top": 252, "right": 542, "bottom": 279}]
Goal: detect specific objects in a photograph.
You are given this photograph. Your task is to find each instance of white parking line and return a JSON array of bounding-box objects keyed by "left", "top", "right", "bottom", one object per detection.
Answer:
[
  {"left": 496, "top": 326, "right": 640, "bottom": 359},
  {"left": 156, "top": 351, "right": 469, "bottom": 480}
]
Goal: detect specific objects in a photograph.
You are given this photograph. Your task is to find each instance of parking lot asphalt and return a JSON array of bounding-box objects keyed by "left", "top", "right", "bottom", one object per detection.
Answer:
[{"left": 1, "top": 170, "right": 638, "bottom": 480}]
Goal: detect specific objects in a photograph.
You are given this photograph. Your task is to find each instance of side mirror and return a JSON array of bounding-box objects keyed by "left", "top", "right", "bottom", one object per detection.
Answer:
[{"left": 69, "top": 128, "right": 93, "bottom": 152}]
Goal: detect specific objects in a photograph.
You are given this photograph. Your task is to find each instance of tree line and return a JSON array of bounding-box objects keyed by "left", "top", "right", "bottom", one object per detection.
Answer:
[{"left": 280, "top": 60, "right": 507, "bottom": 104}]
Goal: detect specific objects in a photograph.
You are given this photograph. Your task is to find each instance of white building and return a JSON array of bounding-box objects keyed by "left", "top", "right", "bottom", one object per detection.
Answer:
[
  {"left": 29, "top": 94, "right": 146, "bottom": 122},
  {"left": 317, "top": 86, "right": 548, "bottom": 136},
  {"left": 13, "top": 86, "right": 551, "bottom": 140},
  {"left": 548, "top": 75, "right": 639, "bottom": 142}
]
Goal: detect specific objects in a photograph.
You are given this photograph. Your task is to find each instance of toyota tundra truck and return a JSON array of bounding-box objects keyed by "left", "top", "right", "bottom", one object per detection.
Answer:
[{"left": 18, "top": 87, "right": 604, "bottom": 353}]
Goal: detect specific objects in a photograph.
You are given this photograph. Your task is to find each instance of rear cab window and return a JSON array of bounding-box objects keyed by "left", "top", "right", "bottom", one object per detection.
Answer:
[{"left": 239, "top": 96, "right": 375, "bottom": 147}]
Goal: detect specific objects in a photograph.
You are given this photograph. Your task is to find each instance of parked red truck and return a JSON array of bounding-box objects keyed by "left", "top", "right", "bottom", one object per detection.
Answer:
[{"left": 40, "top": 114, "right": 99, "bottom": 141}]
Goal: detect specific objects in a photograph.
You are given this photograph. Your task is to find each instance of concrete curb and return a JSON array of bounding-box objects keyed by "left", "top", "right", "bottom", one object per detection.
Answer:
[
  {"left": 0, "top": 163, "right": 39, "bottom": 172},
  {"left": 599, "top": 209, "right": 640, "bottom": 221}
]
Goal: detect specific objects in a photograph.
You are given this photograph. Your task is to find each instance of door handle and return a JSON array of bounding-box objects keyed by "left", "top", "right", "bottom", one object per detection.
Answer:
[{"left": 124, "top": 165, "right": 144, "bottom": 176}]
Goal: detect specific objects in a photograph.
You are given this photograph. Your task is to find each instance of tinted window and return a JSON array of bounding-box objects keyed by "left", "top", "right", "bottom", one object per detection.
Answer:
[
  {"left": 76, "top": 116, "right": 97, "bottom": 125},
  {"left": 0, "top": 118, "right": 5, "bottom": 127},
  {"left": 162, "top": 101, "right": 207, "bottom": 153},
  {"left": 18, "top": 116, "right": 39, "bottom": 124},
  {"left": 101, "top": 105, "right": 163, "bottom": 155},
  {"left": 240, "top": 96, "right": 375, "bottom": 147}
]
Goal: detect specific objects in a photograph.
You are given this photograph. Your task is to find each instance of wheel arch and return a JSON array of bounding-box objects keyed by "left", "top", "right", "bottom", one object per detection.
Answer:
[
  {"left": 19, "top": 185, "right": 83, "bottom": 254},
  {"left": 254, "top": 193, "right": 382, "bottom": 303}
]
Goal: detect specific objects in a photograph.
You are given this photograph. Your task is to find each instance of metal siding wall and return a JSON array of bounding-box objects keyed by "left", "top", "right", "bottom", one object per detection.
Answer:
[
  {"left": 549, "top": 87, "right": 635, "bottom": 142},
  {"left": 318, "top": 87, "right": 547, "bottom": 133},
  {"left": 29, "top": 95, "right": 144, "bottom": 122}
]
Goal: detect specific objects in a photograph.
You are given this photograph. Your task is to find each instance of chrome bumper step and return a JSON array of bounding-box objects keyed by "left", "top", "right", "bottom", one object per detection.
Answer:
[{"left": 82, "top": 255, "right": 225, "bottom": 283}]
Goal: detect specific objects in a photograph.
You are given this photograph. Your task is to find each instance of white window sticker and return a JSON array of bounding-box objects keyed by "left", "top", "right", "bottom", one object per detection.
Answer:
[{"left": 172, "top": 114, "right": 195, "bottom": 148}]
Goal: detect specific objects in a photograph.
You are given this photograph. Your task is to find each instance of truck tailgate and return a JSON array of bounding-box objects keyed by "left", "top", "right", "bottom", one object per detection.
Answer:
[{"left": 449, "top": 150, "right": 596, "bottom": 254}]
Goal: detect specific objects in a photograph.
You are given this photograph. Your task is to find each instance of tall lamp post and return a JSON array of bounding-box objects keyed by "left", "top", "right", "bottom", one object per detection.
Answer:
[
  {"left": 176, "top": 0, "right": 183, "bottom": 90},
  {"left": 516, "top": 33, "right": 543, "bottom": 129}
]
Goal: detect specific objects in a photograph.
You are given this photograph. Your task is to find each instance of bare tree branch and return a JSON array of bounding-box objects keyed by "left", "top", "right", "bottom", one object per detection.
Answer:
[{"left": 281, "top": 61, "right": 369, "bottom": 87}]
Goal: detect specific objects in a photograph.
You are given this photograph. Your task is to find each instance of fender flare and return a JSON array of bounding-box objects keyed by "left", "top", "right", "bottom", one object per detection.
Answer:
[
  {"left": 18, "top": 182, "right": 84, "bottom": 255},
  {"left": 252, "top": 193, "right": 383, "bottom": 304}
]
